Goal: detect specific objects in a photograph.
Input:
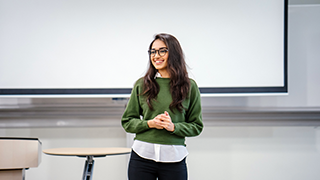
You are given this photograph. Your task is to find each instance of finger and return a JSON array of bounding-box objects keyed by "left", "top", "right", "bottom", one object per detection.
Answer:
[
  {"left": 157, "top": 114, "right": 166, "bottom": 121},
  {"left": 162, "top": 122, "right": 174, "bottom": 132},
  {"left": 156, "top": 115, "right": 165, "bottom": 121},
  {"left": 162, "top": 121, "right": 172, "bottom": 127},
  {"left": 154, "top": 118, "right": 162, "bottom": 124},
  {"left": 154, "top": 121, "right": 164, "bottom": 129},
  {"left": 158, "top": 116, "right": 169, "bottom": 122},
  {"left": 156, "top": 114, "right": 165, "bottom": 121},
  {"left": 160, "top": 114, "right": 171, "bottom": 122},
  {"left": 164, "top": 111, "right": 169, "bottom": 116}
]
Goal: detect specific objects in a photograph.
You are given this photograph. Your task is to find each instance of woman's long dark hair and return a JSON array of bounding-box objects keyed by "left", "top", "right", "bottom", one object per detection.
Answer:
[{"left": 143, "top": 33, "right": 190, "bottom": 113}]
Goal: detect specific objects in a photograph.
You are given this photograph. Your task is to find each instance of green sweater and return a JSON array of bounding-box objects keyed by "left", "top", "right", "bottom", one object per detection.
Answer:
[{"left": 121, "top": 77, "right": 203, "bottom": 146}]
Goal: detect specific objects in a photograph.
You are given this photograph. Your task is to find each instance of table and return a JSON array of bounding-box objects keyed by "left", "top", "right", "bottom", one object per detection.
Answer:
[
  {"left": 43, "top": 147, "right": 131, "bottom": 180},
  {"left": 0, "top": 137, "right": 41, "bottom": 180}
]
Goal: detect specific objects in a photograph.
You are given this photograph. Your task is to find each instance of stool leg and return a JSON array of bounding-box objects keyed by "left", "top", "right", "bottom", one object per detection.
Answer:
[
  {"left": 22, "top": 168, "right": 26, "bottom": 180},
  {"left": 82, "top": 156, "right": 95, "bottom": 180}
]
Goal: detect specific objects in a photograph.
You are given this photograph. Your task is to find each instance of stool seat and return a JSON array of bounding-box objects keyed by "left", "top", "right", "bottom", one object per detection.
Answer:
[{"left": 43, "top": 147, "right": 131, "bottom": 157}]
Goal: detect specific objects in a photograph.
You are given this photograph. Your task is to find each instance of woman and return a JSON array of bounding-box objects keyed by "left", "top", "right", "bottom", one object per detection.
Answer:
[{"left": 121, "top": 33, "right": 203, "bottom": 180}]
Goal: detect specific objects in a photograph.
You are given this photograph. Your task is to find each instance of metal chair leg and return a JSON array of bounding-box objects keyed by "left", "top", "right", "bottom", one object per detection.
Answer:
[{"left": 82, "top": 156, "right": 95, "bottom": 180}]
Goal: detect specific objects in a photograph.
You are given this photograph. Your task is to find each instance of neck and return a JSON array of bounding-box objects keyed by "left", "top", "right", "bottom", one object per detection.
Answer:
[{"left": 158, "top": 70, "right": 170, "bottom": 78}]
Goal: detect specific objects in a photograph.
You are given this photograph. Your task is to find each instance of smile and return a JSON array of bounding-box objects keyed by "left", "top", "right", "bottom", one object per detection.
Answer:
[{"left": 154, "top": 60, "right": 164, "bottom": 65}]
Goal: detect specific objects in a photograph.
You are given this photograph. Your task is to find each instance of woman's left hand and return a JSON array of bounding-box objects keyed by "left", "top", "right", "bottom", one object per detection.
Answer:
[{"left": 158, "top": 111, "right": 175, "bottom": 132}]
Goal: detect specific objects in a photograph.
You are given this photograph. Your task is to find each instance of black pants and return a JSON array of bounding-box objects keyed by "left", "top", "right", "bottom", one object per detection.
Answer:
[{"left": 128, "top": 150, "right": 188, "bottom": 180}]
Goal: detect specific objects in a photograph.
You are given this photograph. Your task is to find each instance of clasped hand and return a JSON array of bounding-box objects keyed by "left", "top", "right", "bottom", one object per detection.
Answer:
[{"left": 147, "top": 111, "right": 175, "bottom": 132}]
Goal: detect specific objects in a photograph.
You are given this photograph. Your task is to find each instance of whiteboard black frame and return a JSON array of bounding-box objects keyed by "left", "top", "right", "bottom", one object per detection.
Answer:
[{"left": 0, "top": 0, "right": 288, "bottom": 97}]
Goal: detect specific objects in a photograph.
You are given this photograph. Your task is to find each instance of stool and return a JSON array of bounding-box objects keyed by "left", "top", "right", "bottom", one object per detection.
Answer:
[{"left": 43, "top": 147, "right": 131, "bottom": 180}]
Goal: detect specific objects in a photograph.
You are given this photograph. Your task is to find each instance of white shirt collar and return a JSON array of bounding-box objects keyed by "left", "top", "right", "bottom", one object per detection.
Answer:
[{"left": 154, "top": 72, "right": 162, "bottom": 79}]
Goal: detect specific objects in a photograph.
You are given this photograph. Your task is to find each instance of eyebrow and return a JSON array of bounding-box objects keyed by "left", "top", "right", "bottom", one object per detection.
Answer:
[{"left": 150, "top": 47, "right": 167, "bottom": 50}]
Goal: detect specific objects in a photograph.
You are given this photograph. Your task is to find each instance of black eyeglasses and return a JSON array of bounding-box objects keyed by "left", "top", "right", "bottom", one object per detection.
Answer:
[{"left": 148, "top": 48, "right": 168, "bottom": 57}]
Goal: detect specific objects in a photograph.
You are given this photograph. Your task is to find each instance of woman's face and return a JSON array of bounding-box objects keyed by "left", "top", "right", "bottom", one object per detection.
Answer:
[{"left": 150, "top": 39, "right": 169, "bottom": 75}]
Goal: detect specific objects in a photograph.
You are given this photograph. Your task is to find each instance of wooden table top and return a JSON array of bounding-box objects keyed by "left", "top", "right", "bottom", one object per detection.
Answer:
[{"left": 43, "top": 147, "right": 131, "bottom": 157}]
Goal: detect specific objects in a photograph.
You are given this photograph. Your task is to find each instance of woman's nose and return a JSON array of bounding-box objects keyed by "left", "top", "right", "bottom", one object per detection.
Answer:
[{"left": 154, "top": 51, "right": 160, "bottom": 58}]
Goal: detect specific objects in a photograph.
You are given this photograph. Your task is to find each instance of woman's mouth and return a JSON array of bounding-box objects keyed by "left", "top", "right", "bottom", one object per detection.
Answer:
[{"left": 154, "top": 60, "right": 164, "bottom": 65}]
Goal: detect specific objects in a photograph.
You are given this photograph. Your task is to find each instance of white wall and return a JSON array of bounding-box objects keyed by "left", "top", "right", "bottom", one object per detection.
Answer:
[
  {"left": 2, "top": 126, "right": 320, "bottom": 180},
  {"left": 186, "top": 126, "right": 320, "bottom": 180}
]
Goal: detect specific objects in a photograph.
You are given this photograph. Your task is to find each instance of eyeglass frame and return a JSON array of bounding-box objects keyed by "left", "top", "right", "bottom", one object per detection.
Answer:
[{"left": 148, "top": 48, "right": 169, "bottom": 57}]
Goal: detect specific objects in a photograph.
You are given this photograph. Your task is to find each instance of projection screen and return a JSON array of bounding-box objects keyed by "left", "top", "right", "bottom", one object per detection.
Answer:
[{"left": 0, "top": 0, "right": 287, "bottom": 97}]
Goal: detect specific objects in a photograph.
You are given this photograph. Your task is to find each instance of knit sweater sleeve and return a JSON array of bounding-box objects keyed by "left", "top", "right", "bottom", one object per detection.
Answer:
[
  {"left": 172, "top": 79, "right": 203, "bottom": 137},
  {"left": 121, "top": 79, "right": 150, "bottom": 134}
]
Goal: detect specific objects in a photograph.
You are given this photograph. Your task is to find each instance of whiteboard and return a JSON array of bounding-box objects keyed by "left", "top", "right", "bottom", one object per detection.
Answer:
[{"left": 0, "top": 0, "right": 287, "bottom": 97}]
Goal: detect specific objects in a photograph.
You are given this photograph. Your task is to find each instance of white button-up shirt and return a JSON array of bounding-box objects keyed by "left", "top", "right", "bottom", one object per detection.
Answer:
[{"left": 132, "top": 140, "right": 188, "bottom": 162}]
